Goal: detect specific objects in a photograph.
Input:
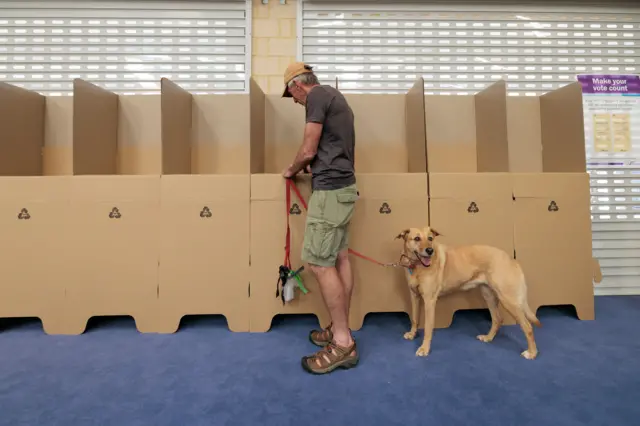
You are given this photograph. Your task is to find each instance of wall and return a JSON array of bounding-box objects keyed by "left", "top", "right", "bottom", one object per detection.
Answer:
[{"left": 251, "top": 0, "right": 298, "bottom": 94}]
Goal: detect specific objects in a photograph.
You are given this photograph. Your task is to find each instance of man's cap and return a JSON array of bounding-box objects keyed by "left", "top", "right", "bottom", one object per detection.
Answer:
[{"left": 282, "top": 62, "right": 314, "bottom": 98}]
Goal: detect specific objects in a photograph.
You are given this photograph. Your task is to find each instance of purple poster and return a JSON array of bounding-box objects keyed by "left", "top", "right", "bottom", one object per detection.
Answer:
[{"left": 577, "top": 74, "right": 640, "bottom": 95}]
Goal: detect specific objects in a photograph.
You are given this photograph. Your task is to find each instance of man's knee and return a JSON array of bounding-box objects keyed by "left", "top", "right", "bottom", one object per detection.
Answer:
[
  {"left": 308, "top": 263, "right": 334, "bottom": 277},
  {"left": 336, "top": 249, "right": 350, "bottom": 264}
]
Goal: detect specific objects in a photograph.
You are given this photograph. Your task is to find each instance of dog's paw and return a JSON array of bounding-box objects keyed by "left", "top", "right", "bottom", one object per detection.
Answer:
[
  {"left": 476, "top": 334, "right": 494, "bottom": 343},
  {"left": 521, "top": 350, "right": 538, "bottom": 360},
  {"left": 403, "top": 331, "right": 416, "bottom": 340},
  {"left": 415, "top": 346, "right": 430, "bottom": 357}
]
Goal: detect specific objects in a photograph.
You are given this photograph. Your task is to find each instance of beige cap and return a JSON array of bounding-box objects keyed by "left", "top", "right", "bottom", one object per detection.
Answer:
[{"left": 282, "top": 62, "right": 314, "bottom": 97}]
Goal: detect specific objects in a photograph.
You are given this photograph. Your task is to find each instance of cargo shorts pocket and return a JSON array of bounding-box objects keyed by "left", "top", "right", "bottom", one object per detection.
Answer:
[
  {"left": 304, "top": 220, "right": 342, "bottom": 260},
  {"left": 326, "top": 187, "right": 358, "bottom": 227}
]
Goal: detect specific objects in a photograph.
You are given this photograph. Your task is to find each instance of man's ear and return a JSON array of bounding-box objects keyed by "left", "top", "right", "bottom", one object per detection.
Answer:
[{"left": 395, "top": 229, "right": 410, "bottom": 241}]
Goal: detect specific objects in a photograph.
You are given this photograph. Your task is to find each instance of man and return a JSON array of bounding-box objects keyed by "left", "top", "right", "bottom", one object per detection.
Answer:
[{"left": 281, "top": 62, "right": 359, "bottom": 375}]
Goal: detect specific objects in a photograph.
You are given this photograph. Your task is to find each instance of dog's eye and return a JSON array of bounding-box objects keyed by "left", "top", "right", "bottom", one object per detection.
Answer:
[
  {"left": 428, "top": 236, "right": 433, "bottom": 241},
  {"left": 414, "top": 236, "right": 421, "bottom": 242}
]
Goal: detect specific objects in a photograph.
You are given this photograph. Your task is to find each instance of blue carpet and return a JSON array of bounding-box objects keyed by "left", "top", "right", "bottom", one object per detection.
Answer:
[{"left": 0, "top": 296, "right": 639, "bottom": 426}]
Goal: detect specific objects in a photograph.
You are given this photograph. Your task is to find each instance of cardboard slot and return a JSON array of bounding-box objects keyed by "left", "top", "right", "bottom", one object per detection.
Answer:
[
  {"left": 156, "top": 79, "right": 251, "bottom": 332},
  {"left": 425, "top": 80, "right": 515, "bottom": 327},
  {"left": 507, "top": 82, "right": 595, "bottom": 320},
  {"left": 0, "top": 83, "right": 71, "bottom": 332},
  {"left": 56, "top": 79, "right": 178, "bottom": 333},
  {"left": 249, "top": 78, "right": 429, "bottom": 332},
  {"left": 0, "top": 83, "right": 45, "bottom": 176}
]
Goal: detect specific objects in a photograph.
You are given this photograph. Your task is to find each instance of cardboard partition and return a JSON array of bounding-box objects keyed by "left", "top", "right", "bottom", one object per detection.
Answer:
[
  {"left": 161, "top": 78, "right": 192, "bottom": 175},
  {"left": 425, "top": 80, "right": 513, "bottom": 327},
  {"left": 155, "top": 80, "right": 251, "bottom": 333},
  {"left": 508, "top": 82, "right": 596, "bottom": 320},
  {"left": 73, "top": 79, "right": 119, "bottom": 175},
  {"left": 249, "top": 78, "right": 429, "bottom": 332},
  {"left": 0, "top": 83, "right": 45, "bottom": 176}
]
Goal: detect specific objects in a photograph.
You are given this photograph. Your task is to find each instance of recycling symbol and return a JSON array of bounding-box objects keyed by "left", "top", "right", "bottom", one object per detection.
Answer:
[
  {"left": 17, "top": 208, "right": 31, "bottom": 220},
  {"left": 200, "top": 206, "right": 213, "bottom": 218},
  {"left": 548, "top": 201, "right": 559, "bottom": 212},
  {"left": 379, "top": 202, "right": 392, "bottom": 214},
  {"left": 467, "top": 202, "right": 479, "bottom": 214},
  {"left": 289, "top": 203, "right": 302, "bottom": 215},
  {"left": 108, "top": 207, "right": 122, "bottom": 219}
]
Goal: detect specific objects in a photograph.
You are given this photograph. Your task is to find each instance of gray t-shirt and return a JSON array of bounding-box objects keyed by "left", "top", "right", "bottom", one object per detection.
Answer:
[{"left": 305, "top": 85, "right": 356, "bottom": 191}]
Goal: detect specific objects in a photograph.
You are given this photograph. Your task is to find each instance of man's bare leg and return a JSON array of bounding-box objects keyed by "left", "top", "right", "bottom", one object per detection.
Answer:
[
  {"left": 335, "top": 249, "right": 354, "bottom": 320},
  {"left": 309, "top": 264, "right": 354, "bottom": 349}
]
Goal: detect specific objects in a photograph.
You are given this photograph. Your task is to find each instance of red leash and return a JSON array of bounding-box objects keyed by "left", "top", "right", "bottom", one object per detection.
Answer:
[{"left": 284, "top": 179, "right": 395, "bottom": 268}]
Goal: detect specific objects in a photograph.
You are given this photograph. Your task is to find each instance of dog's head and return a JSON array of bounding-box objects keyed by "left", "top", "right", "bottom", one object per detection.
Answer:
[{"left": 395, "top": 227, "right": 441, "bottom": 267}]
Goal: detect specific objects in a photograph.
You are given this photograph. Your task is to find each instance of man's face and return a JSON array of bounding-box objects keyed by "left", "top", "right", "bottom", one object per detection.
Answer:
[{"left": 287, "top": 81, "right": 307, "bottom": 106}]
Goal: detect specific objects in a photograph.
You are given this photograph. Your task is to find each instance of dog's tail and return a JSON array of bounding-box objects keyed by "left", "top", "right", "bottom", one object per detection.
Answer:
[
  {"left": 524, "top": 303, "right": 542, "bottom": 328},
  {"left": 520, "top": 274, "right": 542, "bottom": 328}
]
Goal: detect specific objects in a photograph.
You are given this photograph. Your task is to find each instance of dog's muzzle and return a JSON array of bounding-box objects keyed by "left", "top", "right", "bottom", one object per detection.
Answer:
[{"left": 415, "top": 250, "right": 432, "bottom": 267}]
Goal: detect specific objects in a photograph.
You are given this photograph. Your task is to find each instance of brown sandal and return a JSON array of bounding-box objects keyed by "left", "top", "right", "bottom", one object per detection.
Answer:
[
  {"left": 301, "top": 340, "right": 359, "bottom": 375},
  {"left": 309, "top": 322, "right": 333, "bottom": 347}
]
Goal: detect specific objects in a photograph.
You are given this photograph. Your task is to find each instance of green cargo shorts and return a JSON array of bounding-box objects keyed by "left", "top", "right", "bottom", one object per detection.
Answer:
[{"left": 301, "top": 184, "right": 359, "bottom": 267}]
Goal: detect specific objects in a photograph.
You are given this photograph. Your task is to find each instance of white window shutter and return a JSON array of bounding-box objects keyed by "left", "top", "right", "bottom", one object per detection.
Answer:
[
  {"left": 300, "top": 0, "right": 640, "bottom": 295},
  {"left": 0, "top": 1, "right": 250, "bottom": 95}
]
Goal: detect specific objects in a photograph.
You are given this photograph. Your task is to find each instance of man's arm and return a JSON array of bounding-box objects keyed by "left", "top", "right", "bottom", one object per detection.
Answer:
[{"left": 284, "top": 121, "right": 322, "bottom": 176}]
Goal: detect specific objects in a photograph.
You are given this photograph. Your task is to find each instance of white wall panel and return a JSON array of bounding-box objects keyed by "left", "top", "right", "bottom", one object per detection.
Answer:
[
  {"left": 0, "top": 1, "right": 250, "bottom": 95},
  {"left": 301, "top": 1, "right": 640, "bottom": 295}
]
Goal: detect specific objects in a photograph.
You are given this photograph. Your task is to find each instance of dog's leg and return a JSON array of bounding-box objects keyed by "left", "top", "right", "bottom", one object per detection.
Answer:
[
  {"left": 416, "top": 297, "right": 437, "bottom": 357},
  {"left": 477, "top": 285, "right": 502, "bottom": 343},
  {"left": 500, "top": 299, "right": 538, "bottom": 360},
  {"left": 404, "top": 289, "right": 420, "bottom": 340}
]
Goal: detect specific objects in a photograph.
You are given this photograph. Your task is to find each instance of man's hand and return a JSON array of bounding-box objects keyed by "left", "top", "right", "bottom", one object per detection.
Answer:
[
  {"left": 282, "top": 165, "right": 295, "bottom": 179},
  {"left": 282, "top": 164, "right": 312, "bottom": 179}
]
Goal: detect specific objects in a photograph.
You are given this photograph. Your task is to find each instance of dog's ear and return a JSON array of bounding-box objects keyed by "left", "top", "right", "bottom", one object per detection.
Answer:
[
  {"left": 395, "top": 229, "right": 410, "bottom": 241},
  {"left": 426, "top": 227, "right": 442, "bottom": 237}
]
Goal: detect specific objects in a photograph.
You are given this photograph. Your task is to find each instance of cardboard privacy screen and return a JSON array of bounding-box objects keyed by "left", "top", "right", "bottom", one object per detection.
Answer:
[{"left": 0, "top": 76, "right": 599, "bottom": 335}]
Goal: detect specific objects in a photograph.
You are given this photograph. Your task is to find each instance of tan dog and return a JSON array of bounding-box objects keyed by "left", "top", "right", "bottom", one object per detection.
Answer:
[{"left": 395, "top": 227, "right": 541, "bottom": 360}]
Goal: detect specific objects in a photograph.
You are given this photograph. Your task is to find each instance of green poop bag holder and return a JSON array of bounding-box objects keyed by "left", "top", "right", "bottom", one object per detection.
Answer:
[{"left": 276, "top": 178, "right": 310, "bottom": 305}]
